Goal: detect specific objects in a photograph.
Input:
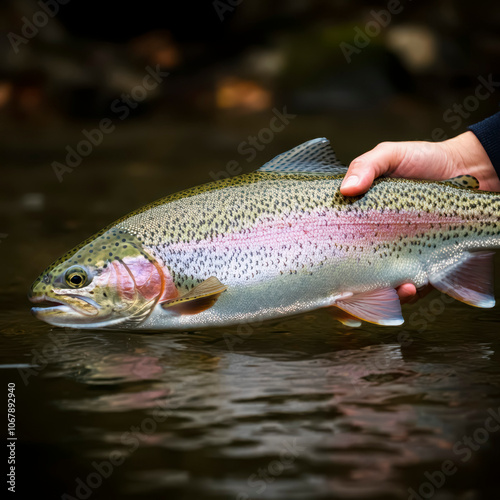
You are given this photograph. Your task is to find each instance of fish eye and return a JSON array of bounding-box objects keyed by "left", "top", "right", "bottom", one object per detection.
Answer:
[{"left": 65, "top": 266, "right": 89, "bottom": 288}]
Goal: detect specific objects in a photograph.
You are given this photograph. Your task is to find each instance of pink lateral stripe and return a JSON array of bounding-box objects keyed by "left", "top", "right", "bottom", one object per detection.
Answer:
[{"left": 166, "top": 209, "right": 475, "bottom": 252}]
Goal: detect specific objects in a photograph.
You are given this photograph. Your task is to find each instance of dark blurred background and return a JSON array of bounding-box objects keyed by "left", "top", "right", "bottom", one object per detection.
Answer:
[
  {"left": 2, "top": 4, "right": 500, "bottom": 500},
  {"left": 1, "top": 0, "right": 499, "bottom": 293}
]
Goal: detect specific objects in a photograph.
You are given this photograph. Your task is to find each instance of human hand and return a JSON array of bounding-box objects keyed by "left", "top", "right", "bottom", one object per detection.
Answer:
[{"left": 340, "top": 131, "right": 500, "bottom": 303}]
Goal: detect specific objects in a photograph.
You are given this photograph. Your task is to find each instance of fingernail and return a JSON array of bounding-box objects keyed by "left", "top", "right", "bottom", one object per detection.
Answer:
[{"left": 342, "top": 175, "right": 359, "bottom": 189}]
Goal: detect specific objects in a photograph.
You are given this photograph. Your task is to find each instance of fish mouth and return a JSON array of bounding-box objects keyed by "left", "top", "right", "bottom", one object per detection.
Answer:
[
  {"left": 29, "top": 294, "right": 101, "bottom": 326},
  {"left": 29, "top": 291, "right": 154, "bottom": 330},
  {"left": 30, "top": 297, "right": 73, "bottom": 320}
]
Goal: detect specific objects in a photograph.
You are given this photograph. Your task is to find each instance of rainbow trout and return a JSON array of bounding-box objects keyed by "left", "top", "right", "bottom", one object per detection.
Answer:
[{"left": 29, "top": 138, "right": 500, "bottom": 330}]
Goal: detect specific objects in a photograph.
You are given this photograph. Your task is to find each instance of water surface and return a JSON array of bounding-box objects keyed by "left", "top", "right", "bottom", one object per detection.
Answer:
[
  {"left": 2, "top": 116, "right": 500, "bottom": 500},
  {"left": 2, "top": 291, "right": 500, "bottom": 500}
]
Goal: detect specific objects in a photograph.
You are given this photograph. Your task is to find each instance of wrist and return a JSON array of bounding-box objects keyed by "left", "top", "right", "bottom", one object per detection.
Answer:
[{"left": 443, "top": 131, "right": 500, "bottom": 192}]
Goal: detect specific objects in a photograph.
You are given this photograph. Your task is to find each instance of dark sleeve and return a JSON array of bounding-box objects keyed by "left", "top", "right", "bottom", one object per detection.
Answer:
[{"left": 467, "top": 112, "right": 500, "bottom": 178}]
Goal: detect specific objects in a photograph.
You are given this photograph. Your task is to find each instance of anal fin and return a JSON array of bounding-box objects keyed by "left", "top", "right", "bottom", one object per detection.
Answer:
[
  {"left": 430, "top": 251, "right": 495, "bottom": 308},
  {"left": 334, "top": 288, "right": 404, "bottom": 326},
  {"left": 161, "top": 276, "right": 227, "bottom": 315}
]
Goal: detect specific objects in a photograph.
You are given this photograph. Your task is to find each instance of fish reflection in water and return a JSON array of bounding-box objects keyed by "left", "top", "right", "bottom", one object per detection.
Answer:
[{"left": 19, "top": 307, "right": 500, "bottom": 500}]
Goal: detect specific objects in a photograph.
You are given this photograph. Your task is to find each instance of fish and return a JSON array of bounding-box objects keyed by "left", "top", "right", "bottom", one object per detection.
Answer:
[{"left": 29, "top": 137, "right": 500, "bottom": 330}]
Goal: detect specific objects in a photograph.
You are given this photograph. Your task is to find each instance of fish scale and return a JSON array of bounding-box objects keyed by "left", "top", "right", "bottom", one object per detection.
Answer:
[
  {"left": 29, "top": 138, "right": 500, "bottom": 330},
  {"left": 118, "top": 174, "right": 498, "bottom": 286}
]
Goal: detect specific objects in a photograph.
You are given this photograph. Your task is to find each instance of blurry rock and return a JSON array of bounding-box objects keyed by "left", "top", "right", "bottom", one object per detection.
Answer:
[
  {"left": 386, "top": 25, "right": 437, "bottom": 73},
  {"left": 0, "top": 81, "right": 13, "bottom": 108},
  {"left": 129, "top": 30, "right": 181, "bottom": 69},
  {"left": 0, "top": 2, "right": 167, "bottom": 120},
  {"left": 215, "top": 76, "right": 272, "bottom": 112},
  {"left": 242, "top": 47, "right": 285, "bottom": 80},
  {"left": 21, "top": 193, "right": 44, "bottom": 212}
]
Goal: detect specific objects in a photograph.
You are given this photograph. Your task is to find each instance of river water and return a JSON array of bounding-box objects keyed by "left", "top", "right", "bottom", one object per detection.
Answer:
[{"left": 1, "top": 116, "right": 500, "bottom": 500}]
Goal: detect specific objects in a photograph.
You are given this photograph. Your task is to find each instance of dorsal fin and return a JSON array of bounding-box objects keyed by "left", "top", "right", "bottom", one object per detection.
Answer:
[
  {"left": 258, "top": 138, "right": 347, "bottom": 174},
  {"left": 440, "top": 175, "right": 479, "bottom": 189}
]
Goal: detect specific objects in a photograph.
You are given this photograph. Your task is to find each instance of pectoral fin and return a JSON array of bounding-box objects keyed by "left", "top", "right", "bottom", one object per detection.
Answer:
[
  {"left": 334, "top": 288, "right": 404, "bottom": 326},
  {"left": 161, "top": 277, "right": 227, "bottom": 315}
]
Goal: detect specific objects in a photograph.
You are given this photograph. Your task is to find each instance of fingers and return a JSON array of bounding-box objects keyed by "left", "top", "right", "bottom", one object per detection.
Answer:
[
  {"left": 396, "top": 283, "right": 417, "bottom": 304},
  {"left": 340, "top": 157, "right": 377, "bottom": 196},
  {"left": 396, "top": 283, "right": 434, "bottom": 305},
  {"left": 340, "top": 142, "right": 404, "bottom": 196}
]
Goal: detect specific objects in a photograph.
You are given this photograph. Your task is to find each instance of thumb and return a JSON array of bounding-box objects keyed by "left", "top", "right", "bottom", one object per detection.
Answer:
[{"left": 340, "top": 142, "right": 404, "bottom": 196}]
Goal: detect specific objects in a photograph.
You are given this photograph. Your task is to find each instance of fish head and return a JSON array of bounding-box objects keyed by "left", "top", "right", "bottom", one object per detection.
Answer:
[{"left": 29, "top": 229, "right": 176, "bottom": 329}]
